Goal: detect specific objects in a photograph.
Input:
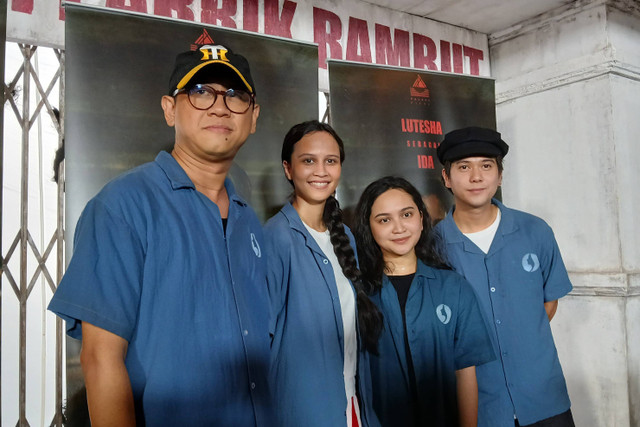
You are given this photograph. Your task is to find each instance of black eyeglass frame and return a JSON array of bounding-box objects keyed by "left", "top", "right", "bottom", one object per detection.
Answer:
[{"left": 173, "top": 84, "right": 255, "bottom": 114}]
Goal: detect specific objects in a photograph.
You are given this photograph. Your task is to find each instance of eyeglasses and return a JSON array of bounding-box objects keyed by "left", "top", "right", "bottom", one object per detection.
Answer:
[{"left": 174, "top": 84, "right": 254, "bottom": 114}]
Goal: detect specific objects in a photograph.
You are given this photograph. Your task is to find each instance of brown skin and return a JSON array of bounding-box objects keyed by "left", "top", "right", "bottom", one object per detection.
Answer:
[
  {"left": 81, "top": 322, "right": 135, "bottom": 426},
  {"left": 544, "top": 300, "right": 559, "bottom": 321},
  {"left": 441, "top": 157, "right": 502, "bottom": 233},
  {"left": 456, "top": 366, "right": 479, "bottom": 427},
  {"left": 369, "top": 188, "right": 423, "bottom": 276},
  {"left": 80, "top": 79, "right": 259, "bottom": 426},
  {"left": 162, "top": 82, "right": 259, "bottom": 216},
  {"left": 282, "top": 131, "right": 341, "bottom": 231}
]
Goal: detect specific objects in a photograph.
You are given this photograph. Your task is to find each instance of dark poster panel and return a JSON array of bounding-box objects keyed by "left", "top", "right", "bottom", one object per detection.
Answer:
[
  {"left": 65, "top": 4, "right": 318, "bottom": 245},
  {"left": 329, "top": 60, "right": 496, "bottom": 224}
]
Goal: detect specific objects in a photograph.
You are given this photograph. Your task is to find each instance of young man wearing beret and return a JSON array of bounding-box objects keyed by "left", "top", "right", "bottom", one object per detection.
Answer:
[
  {"left": 49, "top": 44, "right": 271, "bottom": 426},
  {"left": 433, "top": 127, "right": 575, "bottom": 427}
]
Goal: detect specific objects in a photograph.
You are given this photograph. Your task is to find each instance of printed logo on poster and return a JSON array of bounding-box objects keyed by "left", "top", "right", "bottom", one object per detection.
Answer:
[
  {"left": 192, "top": 29, "right": 215, "bottom": 50},
  {"left": 410, "top": 75, "right": 430, "bottom": 106},
  {"left": 191, "top": 31, "right": 230, "bottom": 62}
]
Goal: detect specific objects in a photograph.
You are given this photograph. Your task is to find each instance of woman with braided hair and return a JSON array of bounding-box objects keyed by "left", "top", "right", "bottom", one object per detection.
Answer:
[{"left": 264, "top": 120, "right": 382, "bottom": 427}]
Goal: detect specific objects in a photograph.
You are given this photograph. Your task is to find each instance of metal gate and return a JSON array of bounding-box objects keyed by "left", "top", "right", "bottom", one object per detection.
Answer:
[
  {"left": 0, "top": 40, "right": 331, "bottom": 427},
  {"left": 2, "top": 42, "right": 65, "bottom": 427}
]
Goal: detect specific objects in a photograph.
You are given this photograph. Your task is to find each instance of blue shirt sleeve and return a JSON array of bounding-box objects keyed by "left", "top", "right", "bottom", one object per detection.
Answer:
[
  {"left": 538, "top": 225, "right": 572, "bottom": 302},
  {"left": 453, "top": 276, "right": 496, "bottom": 370},
  {"left": 48, "top": 197, "right": 145, "bottom": 341},
  {"left": 263, "top": 217, "right": 291, "bottom": 340}
]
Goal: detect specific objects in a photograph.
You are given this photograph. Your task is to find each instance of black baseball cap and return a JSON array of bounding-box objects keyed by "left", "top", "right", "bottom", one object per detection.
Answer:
[
  {"left": 168, "top": 44, "right": 255, "bottom": 95},
  {"left": 437, "top": 126, "right": 509, "bottom": 164}
]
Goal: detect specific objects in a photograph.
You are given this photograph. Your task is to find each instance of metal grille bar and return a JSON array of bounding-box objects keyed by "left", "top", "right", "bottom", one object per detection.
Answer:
[{"left": 1, "top": 42, "right": 65, "bottom": 427}]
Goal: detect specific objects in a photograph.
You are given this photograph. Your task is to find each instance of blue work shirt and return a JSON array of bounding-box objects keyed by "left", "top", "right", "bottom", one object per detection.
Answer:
[
  {"left": 369, "top": 260, "right": 495, "bottom": 427},
  {"left": 48, "top": 151, "right": 272, "bottom": 426},
  {"left": 434, "top": 199, "right": 572, "bottom": 427},
  {"left": 264, "top": 203, "right": 380, "bottom": 427}
]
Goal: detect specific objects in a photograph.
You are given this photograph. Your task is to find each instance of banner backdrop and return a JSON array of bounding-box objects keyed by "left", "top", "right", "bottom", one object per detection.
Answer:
[
  {"left": 8, "top": 0, "right": 490, "bottom": 90},
  {"left": 65, "top": 4, "right": 319, "bottom": 246},
  {"left": 329, "top": 60, "right": 496, "bottom": 225}
]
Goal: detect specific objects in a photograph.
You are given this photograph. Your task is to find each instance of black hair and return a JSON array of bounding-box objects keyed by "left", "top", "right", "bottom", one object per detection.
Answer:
[
  {"left": 441, "top": 155, "right": 504, "bottom": 194},
  {"left": 282, "top": 120, "right": 382, "bottom": 353},
  {"left": 281, "top": 120, "right": 344, "bottom": 174},
  {"left": 354, "top": 176, "right": 449, "bottom": 291}
]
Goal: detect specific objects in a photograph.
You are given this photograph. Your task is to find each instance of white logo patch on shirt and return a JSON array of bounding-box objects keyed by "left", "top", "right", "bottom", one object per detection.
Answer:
[
  {"left": 250, "top": 233, "right": 261, "bottom": 258},
  {"left": 522, "top": 253, "right": 540, "bottom": 272},
  {"left": 436, "top": 304, "right": 452, "bottom": 324}
]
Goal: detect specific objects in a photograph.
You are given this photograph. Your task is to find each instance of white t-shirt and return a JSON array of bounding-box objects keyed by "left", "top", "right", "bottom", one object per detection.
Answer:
[
  {"left": 304, "top": 223, "right": 361, "bottom": 426},
  {"left": 464, "top": 208, "right": 501, "bottom": 254}
]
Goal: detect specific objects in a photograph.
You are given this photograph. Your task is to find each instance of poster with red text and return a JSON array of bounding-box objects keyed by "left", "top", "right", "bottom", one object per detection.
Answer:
[
  {"left": 65, "top": 4, "right": 318, "bottom": 239},
  {"left": 329, "top": 60, "right": 496, "bottom": 224}
]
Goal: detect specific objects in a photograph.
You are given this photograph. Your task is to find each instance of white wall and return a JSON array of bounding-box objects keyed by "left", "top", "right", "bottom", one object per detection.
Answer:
[{"left": 491, "top": 0, "right": 640, "bottom": 425}]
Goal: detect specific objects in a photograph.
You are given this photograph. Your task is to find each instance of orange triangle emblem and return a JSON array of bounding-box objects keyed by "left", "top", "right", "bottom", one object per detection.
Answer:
[
  {"left": 192, "top": 29, "right": 215, "bottom": 50},
  {"left": 410, "top": 75, "right": 430, "bottom": 98},
  {"left": 413, "top": 76, "right": 427, "bottom": 89}
]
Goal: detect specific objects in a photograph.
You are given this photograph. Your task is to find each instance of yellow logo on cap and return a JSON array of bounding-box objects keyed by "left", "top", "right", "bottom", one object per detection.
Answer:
[{"left": 199, "top": 45, "right": 229, "bottom": 62}]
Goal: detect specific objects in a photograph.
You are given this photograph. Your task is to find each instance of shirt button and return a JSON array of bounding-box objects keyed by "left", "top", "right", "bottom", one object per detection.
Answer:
[
  {"left": 490, "top": 287, "right": 496, "bottom": 292},
  {"left": 243, "top": 330, "right": 249, "bottom": 336},
  {"left": 496, "top": 319, "right": 501, "bottom": 325},
  {"left": 502, "top": 351, "right": 508, "bottom": 356},
  {"left": 251, "top": 382, "right": 256, "bottom": 390},
  {"left": 323, "top": 259, "right": 329, "bottom": 264}
]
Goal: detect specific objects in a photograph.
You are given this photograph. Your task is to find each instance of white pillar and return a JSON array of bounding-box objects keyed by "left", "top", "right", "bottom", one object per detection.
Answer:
[{"left": 490, "top": 1, "right": 640, "bottom": 425}]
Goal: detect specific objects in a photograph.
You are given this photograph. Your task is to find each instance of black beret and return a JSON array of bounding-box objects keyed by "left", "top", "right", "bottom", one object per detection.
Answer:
[{"left": 437, "top": 127, "right": 509, "bottom": 164}]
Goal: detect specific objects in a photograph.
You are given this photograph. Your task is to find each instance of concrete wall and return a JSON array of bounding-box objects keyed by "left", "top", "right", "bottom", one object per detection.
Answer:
[{"left": 490, "top": 0, "right": 640, "bottom": 425}]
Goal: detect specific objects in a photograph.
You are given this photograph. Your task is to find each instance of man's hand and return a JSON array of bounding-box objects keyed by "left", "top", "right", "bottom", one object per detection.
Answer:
[{"left": 544, "top": 300, "right": 559, "bottom": 322}]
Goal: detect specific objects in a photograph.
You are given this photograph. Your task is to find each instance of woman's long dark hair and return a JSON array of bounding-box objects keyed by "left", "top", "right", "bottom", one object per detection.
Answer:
[
  {"left": 354, "top": 176, "right": 449, "bottom": 292},
  {"left": 282, "top": 120, "right": 383, "bottom": 353}
]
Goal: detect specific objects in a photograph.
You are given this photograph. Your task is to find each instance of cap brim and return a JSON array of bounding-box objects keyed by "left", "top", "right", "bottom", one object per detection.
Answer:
[{"left": 175, "top": 60, "right": 254, "bottom": 93}]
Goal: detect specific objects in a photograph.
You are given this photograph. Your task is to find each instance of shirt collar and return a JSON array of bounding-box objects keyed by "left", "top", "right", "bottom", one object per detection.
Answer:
[
  {"left": 279, "top": 202, "right": 329, "bottom": 255},
  {"left": 415, "top": 259, "right": 436, "bottom": 279},
  {"left": 381, "top": 260, "right": 436, "bottom": 287},
  {"left": 440, "top": 198, "right": 517, "bottom": 243},
  {"left": 280, "top": 201, "right": 305, "bottom": 232},
  {"left": 154, "top": 151, "right": 248, "bottom": 207}
]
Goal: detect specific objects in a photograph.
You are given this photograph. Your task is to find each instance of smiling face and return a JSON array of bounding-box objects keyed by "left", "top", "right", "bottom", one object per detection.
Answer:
[
  {"left": 283, "top": 130, "right": 342, "bottom": 210},
  {"left": 162, "top": 79, "right": 260, "bottom": 163},
  {"left": 369, "top": 188, "right": 424, "bottom": 264},
  {"left": 442, "top": 156, "right": 502, "bottom": 211}
]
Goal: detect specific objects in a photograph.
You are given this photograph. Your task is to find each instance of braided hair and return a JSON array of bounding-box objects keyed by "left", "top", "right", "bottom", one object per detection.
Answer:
[{"left": 282, "top": 120, "right": 383, "bottom": 353}]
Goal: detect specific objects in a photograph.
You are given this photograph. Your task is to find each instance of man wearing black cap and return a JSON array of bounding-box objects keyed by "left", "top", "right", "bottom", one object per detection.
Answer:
[
  {"left": 433, "top": 127, "right": 575, "bottom": 427},
  {"left": 49, "top": 44, "right": 271, "bottom": 426}
]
